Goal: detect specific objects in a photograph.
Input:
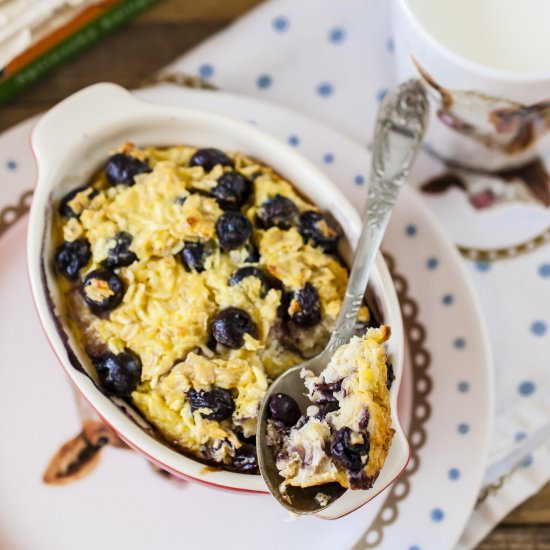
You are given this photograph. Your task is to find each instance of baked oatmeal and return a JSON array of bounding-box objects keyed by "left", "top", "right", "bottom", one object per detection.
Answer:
[
  {"left": 268, "top": 326, "right": 394, "bottom": 490},
  {"left": 52, "top": 143, "right": 372, "bottom": 474}
]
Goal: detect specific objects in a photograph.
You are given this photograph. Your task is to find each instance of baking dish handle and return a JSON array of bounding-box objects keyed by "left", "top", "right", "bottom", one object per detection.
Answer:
[{"left": 31, "top": 83, "right": 147, "bottom": 173}]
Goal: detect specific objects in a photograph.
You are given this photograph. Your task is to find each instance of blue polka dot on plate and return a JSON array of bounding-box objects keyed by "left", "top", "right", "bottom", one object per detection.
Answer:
[
  {"left": 354, "top": 174, "right": 365, "bottom": 185},
  {"left": 457, "top": 381, "right": 470, "bottom": 393},
  {"left": 448, "top": 468, "right": 460, "bottom": 480},
  {"left": 522, "top": 454, "right": 534, "bottom": 468},
  {"left": 6, "top": 160, "right": 17, "bottom": 170},
  {"left": 406, "top": 224, "right": 417, "bottom": 236},
  {"left": 287, "top": 135, "right": 300, "bottom": 146},
  {"left": 272, "top": 15, "right": 289, "bottom": 32},
  {"left": 376, "top": 88, "right": 388, "bottom": 102},
  {"left": 539, "top": 263, "right": 550, "bottom": 278},
  {"left": 515, "top": 431, "right": 527, "bottom": 442},
  {"left": 198, "top": 63, "right": 214, "bottom": 78},
  {"left": 328, "top": 27, "right": 346, "bottom": 43},
  {"left": 458, "top": 423, "right": 470, "bottom": 434},
  {"left": 454, "top": 337, "right": 466, "bottom": 349},
  {"left": 518, "top": 380, "right": 536, "bottom": 396},
  {"left": 475, "top": 261, "right": 491, "bottom": 272},
  {"left": 386, "top": 37, "right": 395, "bottom": 54},
  {"left": 323, "top": 152, "right": 334, "bottom": 164},
  {"left": 409, "top": 546, "right": 421, "bottom": 550},
  {"left": 316, "top": 82, "right": 334, "bottom": 97},
  {"left": 426, "top": 257, "right": 439, "bottom": 269},
  {"left": 431, "top": 508, "right": 445, "bottom": 522},
  {"left": 474, "top": 262, "right": 493, "bottom": 273},
  {"left": 442, "top": 293, "right": 454, "bottom": 305},
  {"left": 257, "top": 74, "right": 273, "bottom": 89},
  {"left": 530, "top": 320, "right": 547, "bottom": 336}
]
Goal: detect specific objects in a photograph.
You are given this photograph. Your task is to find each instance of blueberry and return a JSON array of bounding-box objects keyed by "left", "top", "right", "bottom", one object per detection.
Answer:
[
  {"left": 258, "top": 195, "right": 299, "bottom": 229},
  {"left": 314, "top": 380, "right": 342, "bottom": 403},
  {"left": 286, "top": 283, "right": 321, "bottom": 328},
  {"left": 215, "top": 212, "right": 253, "bottom": 250},
  {"left": 92, "top": 349, "right": 142, "bottom": 397},
  {"left": 55, "top": 239, "right": 91, "bottom": 280},
  {"left": 229, "top": 266, "right": 282, "bottom": 297},
  {"left": 187, "top": 387, "right": 235, "bottom": 421},
  {"left": 105, "top": 153, "right": 151, "bottom": 186},
  {"left": 180, "top": 241, "right": 211, "bottom": 273},
  {"left": 348, "top": 470, "right": 376, "bottom": 490},
  {"left": 315, "top": 401, "right": 339, "bottom": 420},
  {"left": 189, "top": 148, "right": 234, "bottom": 172},
  {"left": 359, "top": 409, "right": 370, "bottom": 430},
  {"left": 58, "top": 185, "right": 98, "bottom": 218},
  {"left": 236, "top": 430, "right": 257, "bottom": 446},
  {"left": 268, "top": 393, "right": 301, "bottom": 425},
  {"left": 102, "top": 232, "right": 138, "bottom": 268},
  {"left": 330, "top": 427, "right": 370, "bottom": 471},
  {"left": 82, "top": 269, "right": 125, "bottom": 312},
  {"left": 313, "top": 381, "right": 342, "bottom": 419},
  {"left": 232, "top": 443, "right": 258, "bottom": 474},
  {"left": 298, "top": 210, "right": 341, "bottom": 253},
  {"left": 211, "top": 172, "right": 252, "bottom": 210},
  {"left": 211, "top": 307, "right": 257, "bottom": 349},
  {"left": 243, "top": 243, "right": 260, "bottom": 263},
  {"left": 386, "top": 361, "right": 395, "bottom": 390}
]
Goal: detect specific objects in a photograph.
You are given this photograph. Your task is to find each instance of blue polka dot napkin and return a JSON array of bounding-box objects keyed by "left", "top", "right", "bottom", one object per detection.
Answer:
[{"left": 156, "top": 0, "right": 550, "bottom": 546}]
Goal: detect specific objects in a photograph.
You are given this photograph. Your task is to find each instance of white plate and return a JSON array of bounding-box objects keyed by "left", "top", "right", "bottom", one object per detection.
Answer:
[{"left": 0, "top": 87, "right": 493, "bottom": 550}]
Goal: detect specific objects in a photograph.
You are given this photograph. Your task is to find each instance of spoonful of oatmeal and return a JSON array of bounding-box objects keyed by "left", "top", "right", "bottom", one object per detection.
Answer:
[{"left": 256, "top": 80, "right": 429, "bottom": 514}]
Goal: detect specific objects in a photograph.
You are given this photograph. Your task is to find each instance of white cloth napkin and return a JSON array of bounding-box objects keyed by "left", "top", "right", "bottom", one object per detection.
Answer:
[{"left": 157, "top": 0, "right": 550, "bottom": 546}]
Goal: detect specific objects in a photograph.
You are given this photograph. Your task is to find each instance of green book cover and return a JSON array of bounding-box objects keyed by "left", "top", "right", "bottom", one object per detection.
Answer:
[{"left": 0, "top": 0, "right": 159, "bottom": 103}]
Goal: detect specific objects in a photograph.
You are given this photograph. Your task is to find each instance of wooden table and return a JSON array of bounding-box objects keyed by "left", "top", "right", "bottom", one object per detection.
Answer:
[{"left": 1, "top": 1, "right": 548, "bottom": 547}]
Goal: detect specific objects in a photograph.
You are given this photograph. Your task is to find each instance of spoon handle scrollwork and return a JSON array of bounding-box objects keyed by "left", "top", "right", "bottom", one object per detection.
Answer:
[{"left": 326, "top": 80, "right": 429, "bottom": 353}]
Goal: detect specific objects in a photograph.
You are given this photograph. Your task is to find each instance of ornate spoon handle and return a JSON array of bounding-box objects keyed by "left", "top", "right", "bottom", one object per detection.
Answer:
[{"left": 327, "top": 80, "right": 429, "bottom": 351}]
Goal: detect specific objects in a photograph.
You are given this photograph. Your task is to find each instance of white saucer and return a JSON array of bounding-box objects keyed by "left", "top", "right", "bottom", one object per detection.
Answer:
[{"left": 410, "top": 152, "right": 550, "bottom": 251}]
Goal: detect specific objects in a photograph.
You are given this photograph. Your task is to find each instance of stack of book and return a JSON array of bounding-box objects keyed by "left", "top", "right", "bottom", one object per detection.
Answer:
[{"left": 0, "top": 0, "right": 158, "bottom": 102}]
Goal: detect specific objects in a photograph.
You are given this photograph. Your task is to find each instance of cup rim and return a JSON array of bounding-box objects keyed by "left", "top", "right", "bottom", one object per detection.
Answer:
[{"left": 395, "top": 0, "right": 550, "bottom": 83}]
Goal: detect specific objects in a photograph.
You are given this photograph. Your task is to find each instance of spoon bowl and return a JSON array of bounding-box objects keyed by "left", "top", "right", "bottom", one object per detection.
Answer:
[{"left": 257, "top": 363, "right": 347, "bottom": 515}]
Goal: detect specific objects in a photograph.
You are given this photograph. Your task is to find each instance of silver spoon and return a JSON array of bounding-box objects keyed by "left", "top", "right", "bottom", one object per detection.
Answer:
[{"left": 256, "top": 79, "right": 429, "bottom": 514}]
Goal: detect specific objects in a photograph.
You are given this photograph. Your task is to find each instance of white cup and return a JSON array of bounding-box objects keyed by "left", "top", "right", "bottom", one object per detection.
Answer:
[{"left": 392, "top": 0, "right": 550, "bottom": 171}]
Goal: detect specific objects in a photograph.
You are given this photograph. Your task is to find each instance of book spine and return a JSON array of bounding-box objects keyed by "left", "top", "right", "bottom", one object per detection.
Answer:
[{"left": 0, "top": 0, "right": 158, "bottom": 103}]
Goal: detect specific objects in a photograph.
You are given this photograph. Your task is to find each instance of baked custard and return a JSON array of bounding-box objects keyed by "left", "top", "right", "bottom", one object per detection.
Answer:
[
  {"left": 52, "top": 143, "right": 374, "bottom": 474},
  {"left": 268, "top": 327, "right": 394, "bottom": 490}
]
